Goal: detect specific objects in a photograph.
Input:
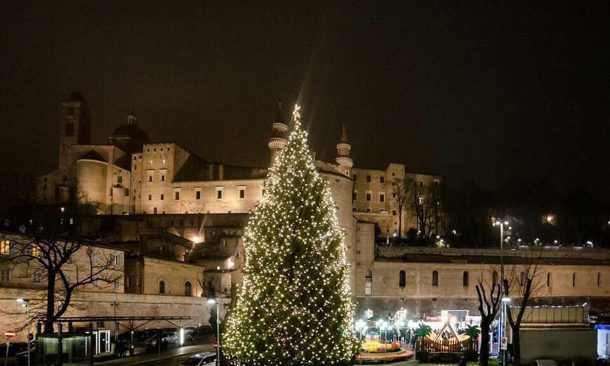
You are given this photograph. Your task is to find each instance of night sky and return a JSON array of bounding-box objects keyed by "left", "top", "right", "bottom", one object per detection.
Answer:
[{"left": 1, "top": 1, "right": 609, "bottom": 202}]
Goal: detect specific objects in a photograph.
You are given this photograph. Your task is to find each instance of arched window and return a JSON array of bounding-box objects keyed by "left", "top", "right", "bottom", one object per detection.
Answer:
[
  {"left": 159, "top": 280, "right": 166, "bottom": 294},
  {"left": 463, "top": 271, "right": 469, "bottom": 287},
  {"left": 399, "top": 270, "right": 406, "bottom": 288},
  {"left": 432, "top": 271, "right": 439, "bottom": 287},
  {"left": 492, "top": 271, "right": 498, "bottom": 284},
  {"left": 184, "top": 281, "right": 192, "bottom": 296}
]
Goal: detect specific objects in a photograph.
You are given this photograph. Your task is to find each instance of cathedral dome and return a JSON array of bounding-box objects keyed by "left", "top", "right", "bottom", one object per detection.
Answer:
[{"left": 108, "top": 114, "right": 151, "bottom": 154}]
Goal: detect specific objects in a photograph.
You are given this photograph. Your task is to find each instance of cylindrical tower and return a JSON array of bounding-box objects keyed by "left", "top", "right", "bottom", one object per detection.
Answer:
[
  {"left": 268, "top": 103, "right": 288, "bottom": 166},
  {"left": 335, "top": 124, "right": 353, "bottom": 177}
]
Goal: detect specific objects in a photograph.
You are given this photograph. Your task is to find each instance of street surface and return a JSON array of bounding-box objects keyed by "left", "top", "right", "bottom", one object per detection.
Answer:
[{"left": 97, "top": 343, "right": 214, "bottom": 366}]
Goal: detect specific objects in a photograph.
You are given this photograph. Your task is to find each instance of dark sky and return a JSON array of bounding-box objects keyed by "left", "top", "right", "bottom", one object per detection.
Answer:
[{"left": 1, "top": 1, "right": 609, "bottom": 201}]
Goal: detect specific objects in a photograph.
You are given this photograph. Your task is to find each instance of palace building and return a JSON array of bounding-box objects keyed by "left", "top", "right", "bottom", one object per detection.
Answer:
[{"left": 1, "top": 92, "right": 609, "bottom": 343}]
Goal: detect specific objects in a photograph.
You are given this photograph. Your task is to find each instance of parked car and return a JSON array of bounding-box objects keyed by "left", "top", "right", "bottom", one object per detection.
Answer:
[
  {"left": 144, "top": 330, "right": 178, "bottom": 351},
  {"left": 180, "top": 352, "right": 216, "bottom": 366}
]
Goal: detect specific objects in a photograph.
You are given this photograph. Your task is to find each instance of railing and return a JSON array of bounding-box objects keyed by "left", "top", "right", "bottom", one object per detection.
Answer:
[{"left": 415, "top": 337, "right": 478, "bottom": 354}]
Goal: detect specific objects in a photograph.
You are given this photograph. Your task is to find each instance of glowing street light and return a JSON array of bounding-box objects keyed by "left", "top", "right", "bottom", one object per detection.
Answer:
[
  {"left": 207, "top": 298, "right": 220, "bottom": 366},
  {"left": 17, "top": 299, "right": 30, "bottom": 366}
]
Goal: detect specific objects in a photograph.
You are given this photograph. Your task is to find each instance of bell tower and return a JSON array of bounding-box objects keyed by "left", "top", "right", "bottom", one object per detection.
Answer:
[
  {"left": 59, "top": 92, "right": 91, "bottom": 168},
  {"left": 335, "top": 124, "right": 353, "bottom": 177},
  {"left": 267, "top": 102, "right": 288, "bottom": 166}
]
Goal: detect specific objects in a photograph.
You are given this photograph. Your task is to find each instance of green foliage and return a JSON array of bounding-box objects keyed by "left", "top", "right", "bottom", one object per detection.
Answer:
[
  {"left": 464, "top": 324, "right": 480, "bottom": 339},
  {"left": 415, "top": 323, "right": 432, "bottom": 338},
  {"left": 223, "top": 112, "right": 358, "bottom": 365}
]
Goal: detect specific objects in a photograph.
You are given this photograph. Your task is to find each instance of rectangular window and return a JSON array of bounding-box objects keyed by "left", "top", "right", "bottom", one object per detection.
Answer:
[
  {"left": 148, "top": 175, "right": 153, "bottom": 182},
  {"left": 117, "top": 176, "right": 122, "bottom": 184},
  {"left": 366, "top": 192, "right": 372, "bottom": 201},
  {"left": 31, "top": 245, "right": 40, "bottom": 257},
  {"left": 353, "top": 191, "right": 357, "bottom": 201},
  {"left": 148, "top": 194, "right": 152, "bottom": 201},
  {"left": 379, "top": 193, "right": 385, "bottom": 202},
  {"left": 161, "top": 175, "right": 165, "bottom": 182},
  {"left": 33, "top": 271, "right": 41, "bottom": 284},
  {"left": 126, "top": 276, "right": 131, "bottom": 288},
  {"left": 160, "top": 194, "right": 164, "bottom": 200},
  {"left": 216, "top": 187, "right": 223, "bottom": 200},
  {"left": 572, "top": 272, "right": 576, "bottom": 287},
  {"left": 365, "top": 270, "right": 372, "bottom": 296},
  {"left": 367, "top": 175, "right": 371, "bottom": 182},
  {"left": 175, "top": 191, "right": 180, "bottom": 200},
  {"left": 380, "top": 176, "right": 385, "bottom": 184},
  {"left": 0, "top": 269, "right": 10, "bottom": 282},
  {"left": 0, "top": 240, "right": 9, "bottom": 255},
  {"left": 353, "top": 174, "right": 357, "bottom": 181},
  {"left": 195, "top": 190, "right": 201, "bottom": 200}
]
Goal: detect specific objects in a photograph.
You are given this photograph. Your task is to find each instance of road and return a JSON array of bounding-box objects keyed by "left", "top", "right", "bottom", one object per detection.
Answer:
[{"left": 98, "top": 343, "right": 215, "bottom": 366}]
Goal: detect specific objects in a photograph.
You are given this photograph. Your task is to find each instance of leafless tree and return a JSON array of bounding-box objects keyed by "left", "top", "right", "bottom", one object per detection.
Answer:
[
  {"left": 475, "top": 272, "right": 502, "bottom": 366},
  {"left": 393, "top": 179, "right": 409, "bottom": 238},
  {"left": 8, "top": 232, "right": 121, "bottom": 333},
  {"left": 502, "top": 255, "right": 543, "bottom": 366},
  {"left": 399, "top": 178, "right": 443, "bottom": 239}
]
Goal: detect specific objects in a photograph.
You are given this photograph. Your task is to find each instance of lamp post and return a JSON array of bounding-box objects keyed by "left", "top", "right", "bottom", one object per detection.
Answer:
[
  {"left": 493, "top": 218, "right": 509, "bottom": 366},
  {"left": 16, "top": 299, "right": 30, "bottom": 366},
  {"left": 207, "top": 298, "right": 220, "bottom": 366},
  {"left": 501, "top": 297, "right": 511, "bottom": 366}
]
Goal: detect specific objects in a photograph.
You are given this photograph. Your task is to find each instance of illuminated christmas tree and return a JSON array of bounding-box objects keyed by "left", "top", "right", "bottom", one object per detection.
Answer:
[{"left": 223, "top": 105, "right": 358, "bottom": 365}]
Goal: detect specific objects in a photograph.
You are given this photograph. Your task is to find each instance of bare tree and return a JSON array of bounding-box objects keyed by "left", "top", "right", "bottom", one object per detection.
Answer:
[
  {"left": 475, "top": 273, "right": 502, "bottom": 366},
  {"left": 8, "top": 232, "right": 121, "bottom": 333},
  {"left": 502, "top": 256, "right": 543, "bottom": 366},
  {"left": 400, "top": 178, "right": 443, "bottom": 239},
  {"left": 393, "top": 179, "right": 409, "bottom": 238}
]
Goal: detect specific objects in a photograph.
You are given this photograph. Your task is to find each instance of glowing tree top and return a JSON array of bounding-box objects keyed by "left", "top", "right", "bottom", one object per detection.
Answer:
[{"left": 223, "top": 104, "right": 358, "bottom": 365}]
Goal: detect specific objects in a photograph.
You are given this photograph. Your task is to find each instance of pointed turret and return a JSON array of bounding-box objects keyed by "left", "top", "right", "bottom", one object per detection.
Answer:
[
  {"left": 267, "top": 102, "right": 289, "bottom": 166},
  {"left": 335, "top": 124, "right": 353, "bottom": 176}
]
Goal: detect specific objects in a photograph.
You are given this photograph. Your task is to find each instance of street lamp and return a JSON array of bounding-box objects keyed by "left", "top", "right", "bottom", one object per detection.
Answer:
[
  {"left": 207, "top": 298, "right": 220, "bottom": 366},
  {"left": 493, "top": 219, "right": 509, "bottom": 365},
  {"left": 500, "top": 297, "right": 511, "bottom": 366},
  {"left": 16, "top": 299, "right": 30, "bottom": 366}
]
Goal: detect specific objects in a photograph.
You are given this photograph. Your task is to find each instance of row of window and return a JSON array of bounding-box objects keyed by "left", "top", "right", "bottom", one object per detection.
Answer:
[
  {"left": 146, "top": 187, "right": 247, "bottom": 202},
  {"left": 353, "top": 174, "right": 387, "bottom": 183},
  {"left": 159, "top": 280, "right": 193, "bottom": 296},
  {"left": 353, "top": 191, "right": 385, "bottom": 203},
  {"left": 364, "top": 270, "right": 605, "bottom": 294}
]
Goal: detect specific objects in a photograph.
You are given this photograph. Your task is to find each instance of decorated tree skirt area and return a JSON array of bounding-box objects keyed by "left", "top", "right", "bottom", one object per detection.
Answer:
[{"left": 356, "top": 340, "right": 414, "bottom": 364}]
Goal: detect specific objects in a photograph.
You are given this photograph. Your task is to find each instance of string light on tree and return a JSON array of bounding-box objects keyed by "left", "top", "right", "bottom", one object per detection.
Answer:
[{"left": 223, "top": 104, "right": 358, "bottom": 365}]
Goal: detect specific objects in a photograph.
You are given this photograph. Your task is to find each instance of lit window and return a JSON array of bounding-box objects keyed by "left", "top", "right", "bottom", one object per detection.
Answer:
[
  {"left": 31, "top": 245, "right": 40, "bottom": 257},
  {"left": 365, "top": 270, "right": 372, "bottom": 295},
  {"left": 0, "top": 240, "right": 10, "bottom": 255}
]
